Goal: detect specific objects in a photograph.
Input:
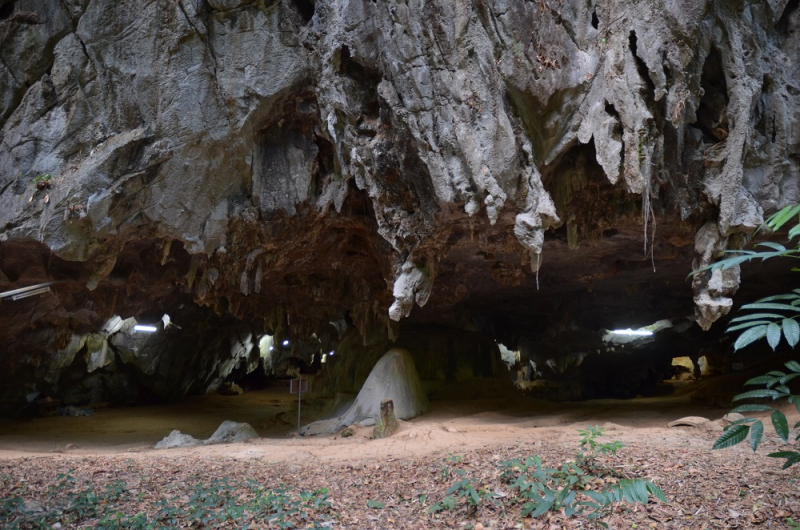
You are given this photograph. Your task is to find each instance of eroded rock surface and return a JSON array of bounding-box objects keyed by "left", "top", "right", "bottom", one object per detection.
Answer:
[
  {"left": 301, "top": 347, "right": 428, "bottom": 436},
  {"left": 0, "top": 0, "right": 798, "bottom": 411}
]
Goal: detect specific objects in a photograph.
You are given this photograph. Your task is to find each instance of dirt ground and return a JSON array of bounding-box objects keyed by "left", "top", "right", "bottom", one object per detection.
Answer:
[
  {"left": 0, "top": 383, "right": 741, "bottom": 461},
  {"left": 2, "top": 383, "right": 800, "bottom": 528}
]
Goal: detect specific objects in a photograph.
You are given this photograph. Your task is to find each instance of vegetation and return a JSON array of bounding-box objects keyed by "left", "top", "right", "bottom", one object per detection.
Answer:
[
  {"left": 428, "top": 426, "right": 665, "bottom": 527},
  {"left": 703, "top": 204, "right": 800, "bottom": 469},
  {"left": 32, "top": 173, "right": 52, "bottom": 191},
  {"left": 0, "top": 473, "right": 333, "bottom": 529},
  {"left": 0, "top": 427, "right": 666, "bottom": 528}
]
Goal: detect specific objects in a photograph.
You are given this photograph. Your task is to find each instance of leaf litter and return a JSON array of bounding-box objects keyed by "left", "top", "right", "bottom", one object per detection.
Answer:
[{"left": 1, "top": 427, "right": 799, "bottom": 528}]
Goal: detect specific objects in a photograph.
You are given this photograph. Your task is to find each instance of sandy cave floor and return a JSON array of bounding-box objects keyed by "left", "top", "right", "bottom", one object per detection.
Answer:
[
  {"left": 0, "top": 386, "right": 742, "bottom": 459},
  {"left": 2, "top": 385, "right": 800, "bottom": 528}
]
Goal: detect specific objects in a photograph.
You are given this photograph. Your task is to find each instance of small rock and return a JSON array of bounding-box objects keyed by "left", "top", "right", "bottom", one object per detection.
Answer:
[
  {"left": 155, "top": 430, "right": 201, "bottom": 449},
  {"left": 218, "top": 382, "right": 244, "bottom": 396},
  {"left": 206, "top": 420, "right": 259, "bottom": 444},
  {"left": 65, "top": 443, "right": 77, "bottom": 450},
  {"left": 446, "top": 427, "right": 459, "bottom": 433},
  {"left": 373, "top": 399, "right": 398, "bottom": 439},
  {"left": 667, "top": 416, "right": 711, "bottom": 428},
  {"left": 340, "top": 427, "right": 354, "bottom": 438},
  {"left": 723, "top": 412, "right": 745, "bottom": 423},
  {"left": 51, "top": 523, "right": 62, "bottom": 529}
]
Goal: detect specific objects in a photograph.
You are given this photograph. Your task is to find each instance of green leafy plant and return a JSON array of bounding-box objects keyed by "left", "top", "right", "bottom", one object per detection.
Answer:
[
  {"left": 712, "top": 361, "right": 800, "bottom": 469},
  {"left": 0, "top": 474, "right": 334, "bottom": 529},
  {"left": 32, "top": 173, "right": 52, "bottom": 191},
  {"left": 429, "top": 466, "right": 490, "bottom": 515},
  {"left": 697, "top": 204, "right": 800, "bottom": 351},
  {"left": 578, "top": 425, "right": 624, "bottom": 471},
  {"left": 703, "top": 204, "right": 800, "bottom": 468},
  {"left": 446, "top": 452, "right": 464, "bottom": 464},
  {"left": 497, "top": 427, "right": 665, "bottom": 525},
  {"left": 429, "top": 427, "right": 665, "bottom": 525},
  {"left": 429, "top": 493, "right": 458, "bottom": 514},
  {"left": 367, "top": 499, "right": 385, "bottom": 509}
]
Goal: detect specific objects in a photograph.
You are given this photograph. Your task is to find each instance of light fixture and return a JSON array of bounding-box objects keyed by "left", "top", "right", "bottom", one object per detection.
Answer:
[
  {"left": 0, "top": 282, "right": 55, "bottom": 301},
  {"left": 610, "top": 329, "right": 653, "bottom": 336},
  {"left": 12, "top": 287, "right": 50, "bottom": 300},
  {"left": 133, "top": 325, "right": 158, "bottom": 333},
  {"left": 329, "top": 350, "right": 334, "bottom": 356},
  {"left": 282, "top": 340, "right": 289, "bottom": 346},
  {"left": 269, "top": 346, "right": 274, "bottom": 351}
]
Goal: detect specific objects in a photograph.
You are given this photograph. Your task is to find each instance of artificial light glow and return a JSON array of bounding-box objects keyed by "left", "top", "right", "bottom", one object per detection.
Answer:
[
  {"left": 329, "top": 350, "right": 334, "bottom": 356},
  {"left": 11, "top": 287, "right": 51, "bottom": 300},
  {"left": 610, "top": 329, "right": 653, "bottom": 336},
  {"left": 282, "top": 340, "right": 290, "bottom": 346},
  {"left": 269, "top": 346, "right": 274, "bottom": 351},
  {"left": 0, "top": 282, "right": 55, "bottom": 301},
  {"left": 133, "top": 325, "right": 158, "bottom": 333}
]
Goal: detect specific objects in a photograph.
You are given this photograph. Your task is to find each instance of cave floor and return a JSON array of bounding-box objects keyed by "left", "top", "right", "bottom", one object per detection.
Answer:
[
  {"left": 0, "top": 379, "right": 777, "bottom": 459},
  {"left": 2, "top": 380, "right": 800, "bottom": 528}
]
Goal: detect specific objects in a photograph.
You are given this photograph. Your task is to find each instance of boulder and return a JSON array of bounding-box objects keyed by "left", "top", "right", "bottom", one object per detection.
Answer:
[
  {"left": 155, "top": 430, "right": 201, "bottom": 449},
  {"left": 301, "top": 348, "right": 428, "bottom": 436},
  {"left": 206, "top": 420, "right": 259, "bottom": 444}
]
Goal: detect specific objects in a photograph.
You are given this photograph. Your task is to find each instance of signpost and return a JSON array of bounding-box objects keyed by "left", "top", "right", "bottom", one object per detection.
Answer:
[{"left": 289, "top": 378, "right": 308, "bottom": 435}]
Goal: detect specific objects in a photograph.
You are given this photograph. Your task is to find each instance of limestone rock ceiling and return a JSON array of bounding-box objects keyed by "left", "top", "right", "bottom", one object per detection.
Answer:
[{"left": 0, "top": 0, "right": 798, "bottom": 411}]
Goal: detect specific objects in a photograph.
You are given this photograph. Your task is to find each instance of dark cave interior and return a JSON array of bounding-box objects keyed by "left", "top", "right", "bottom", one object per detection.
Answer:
[{"left": 0, "top": 200, "right": 791, "bottom": 417}]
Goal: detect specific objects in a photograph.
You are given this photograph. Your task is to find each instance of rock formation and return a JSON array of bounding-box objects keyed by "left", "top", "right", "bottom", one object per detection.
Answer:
[
  {"left": 0, "top": 0, "right": 798, "bottom": 411},
  {"left": 301, "top": 347, "right": 428, "bottom": 436},
  {"left": 154, "top": 420, "right": 258, "bottom": 448}
]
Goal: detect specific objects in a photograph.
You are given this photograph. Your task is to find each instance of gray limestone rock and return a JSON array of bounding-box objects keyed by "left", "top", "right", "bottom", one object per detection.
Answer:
[
  {"left": 156, "top": 421, "right": 258, "bottom": 448},
  {"left": 2, "top": 0, "right": 795, "bottom": 318},
  {"left": 155, "top": 430, "right": 201, "bottom": 449},
  {"left": 205, "top": 420, "right": 259, "bottom": 444},
  {"left": 301, "top": 348, "right": 428, "bottom": 436},
  {"left": 1, "top": 0, "right": 799, "bottom": 410}
]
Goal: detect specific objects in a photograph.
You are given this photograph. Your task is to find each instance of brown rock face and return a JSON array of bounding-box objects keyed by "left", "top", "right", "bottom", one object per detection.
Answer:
[{"left": 0, "top": 0, "right": 798, "bottom": 412}]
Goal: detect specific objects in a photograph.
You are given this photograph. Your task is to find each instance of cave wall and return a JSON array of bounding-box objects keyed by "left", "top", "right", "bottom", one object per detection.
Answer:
[{"left": 1, "top": 0, "right": 799, "bottom": 411}]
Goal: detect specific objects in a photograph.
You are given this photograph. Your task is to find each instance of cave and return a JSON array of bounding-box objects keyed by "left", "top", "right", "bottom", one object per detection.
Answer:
[
  {"left": 3, "top": 1, "right": 800, "bottom": 526},
  {"left": 696, "top": 46, "right": 729, "bottom": 143},
  {"left": 0, "top": 0, "right": 797, "bottom": 434}
]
